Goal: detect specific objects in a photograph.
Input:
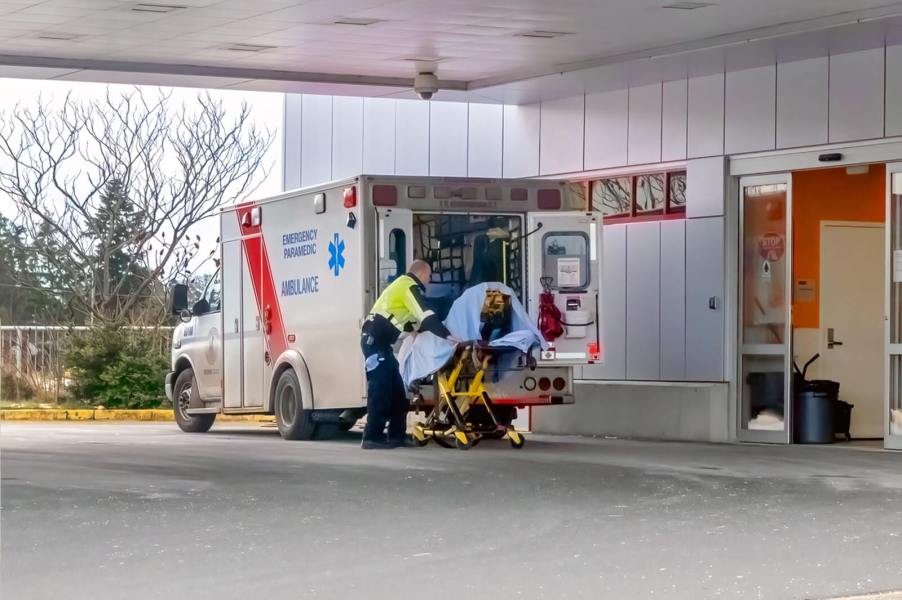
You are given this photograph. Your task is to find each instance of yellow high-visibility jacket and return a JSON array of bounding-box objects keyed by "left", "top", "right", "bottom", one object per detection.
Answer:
[{"left": 362, "top": 273, "right": 451, "bottom": 346}]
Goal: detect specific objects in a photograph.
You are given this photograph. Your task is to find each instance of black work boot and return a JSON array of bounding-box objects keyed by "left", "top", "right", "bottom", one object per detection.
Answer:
[
  {"left": 388, "top": 435, "right": 418, "bottom": 448},
  {"left": 361, "top": 439, "right": 395, "bottom": 450}
]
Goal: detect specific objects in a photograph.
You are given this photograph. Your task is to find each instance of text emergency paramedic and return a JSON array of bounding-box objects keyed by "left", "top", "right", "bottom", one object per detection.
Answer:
[{"left": 360, "top": 260, "right": 457, "bottom": 449}]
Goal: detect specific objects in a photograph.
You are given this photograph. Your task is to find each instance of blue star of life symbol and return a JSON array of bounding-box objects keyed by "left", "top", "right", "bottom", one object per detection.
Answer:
[{"left": 328, "top": 232, "right": 346, "bottom": 276}]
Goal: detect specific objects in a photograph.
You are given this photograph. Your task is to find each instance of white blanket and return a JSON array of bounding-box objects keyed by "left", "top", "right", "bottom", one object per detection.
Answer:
[{"left": 397, "top": 282, "right": 549, "bottom": 389}]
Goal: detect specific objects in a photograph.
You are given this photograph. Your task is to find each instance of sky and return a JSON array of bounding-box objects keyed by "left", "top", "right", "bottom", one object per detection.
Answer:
[{"left": 0, "top": 77, "right": 284, "bottom": 277}]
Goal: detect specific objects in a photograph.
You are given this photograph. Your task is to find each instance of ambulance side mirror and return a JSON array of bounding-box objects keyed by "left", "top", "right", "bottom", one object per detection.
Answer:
[{"left": 170, "top": 284, "right": 189, "bottom": 315}]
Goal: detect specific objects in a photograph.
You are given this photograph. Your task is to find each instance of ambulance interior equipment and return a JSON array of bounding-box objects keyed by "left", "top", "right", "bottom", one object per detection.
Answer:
[{"left": 411, "top": 213, "right": 524, "bottom": 316}]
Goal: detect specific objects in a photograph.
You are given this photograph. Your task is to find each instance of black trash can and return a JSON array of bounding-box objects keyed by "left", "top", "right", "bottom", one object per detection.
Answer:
[
  {"left": 796, "top": 390, "right": 835, "bottom": 444},
  {"left": 792, "top": 355, "right": 841, "bottom": 443}
]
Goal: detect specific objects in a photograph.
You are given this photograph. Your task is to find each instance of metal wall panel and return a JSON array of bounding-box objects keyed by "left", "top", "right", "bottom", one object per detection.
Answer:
[
  {"left": 582, "top": 224, "right": 626, "bottom": 380},
  {"left": 429, "top": 101, "right": 468, "bottom": 176},
  {"left": 687, "top": 73, "right": 725, "bottom": 158},
  {"left": 282, "top": 93, "right": 302, "bottom": 190},
  {"left": 628, "top": 83, "right": 662, "bottom": 165},
  {"left": 725, "top": 65, "right": 776, "bottom": 154},
  {"left": 685, "top": 217, "right": 725, "bottom": 381},
  {"left": 776, "top": 57, "right": 829, "bottom": 149},
  {"left": 331, "top": 96, "right": 363, "bottom": 180},
  {"left": 662, "top": 78, "right": 688, "bottom": 161},
  {"left": 363, "top": 97, "right": 396, "bottom": 175},
  {"left": 300, "top": 94, "right": 332, "bottom": 187},
  {"left": 626, "top": 221, "right": 661, "bottom": 380},
  {"left": 887, "top": 45, "right": 902, "bottom": 137},
  {"left": 540, "top": 95, "right": 584, "bottom": 175},
  {"left": 395, "top": 99, "right": 430, "bottom": 176},
  {"left": 660, "top": 219, "right": 686, "bottom": 380},
  {"left": 686, "top": 156, "right": 725, "bottom": 218},
  {"left": 502, "top": 103, "right": 540, "bottom": 178},
  {"left": 829, "top": 48, "right": 885, "bottom": 143},
  {"left": 467, "top": 103, "right": 503, "bottom": 177},
  {"left": 585, "top": 89, "right": 628, "bottom": 170}
]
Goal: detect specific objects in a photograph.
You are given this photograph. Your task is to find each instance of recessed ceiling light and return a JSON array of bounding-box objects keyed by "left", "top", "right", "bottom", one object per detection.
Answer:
[
  {"left": 662, "top": 2, "right": 716, "bottom": 9},
  {"left": 222, "top": 43, "right": 277, "bottom": 53},
  {"left": 333, "top": 17, "right": 384, "bottom": 26},
  {"left": 515, "top": 30, "right": 573, "bottom": 39},
  {"left": 36, "top": 32, "right": 82, "bottom": 41},
  {"left": 131, "top": 3, "right": 187, "bottom": 13}
]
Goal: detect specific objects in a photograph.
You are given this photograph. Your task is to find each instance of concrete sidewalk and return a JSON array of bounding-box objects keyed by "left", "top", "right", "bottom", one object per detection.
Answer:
[{"left": 1, "top": 422, "right": 901, "bottom": 600}]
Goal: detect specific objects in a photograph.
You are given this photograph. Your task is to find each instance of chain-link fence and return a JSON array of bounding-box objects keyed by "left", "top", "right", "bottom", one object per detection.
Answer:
[{"left": 0, "top": 325, "right": 172, "bottom": 406}]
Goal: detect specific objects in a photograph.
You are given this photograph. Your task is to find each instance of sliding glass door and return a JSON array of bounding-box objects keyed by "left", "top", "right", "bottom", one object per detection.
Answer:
[{"left": 738, "top": 174, "right": 792, "bottom": 444}]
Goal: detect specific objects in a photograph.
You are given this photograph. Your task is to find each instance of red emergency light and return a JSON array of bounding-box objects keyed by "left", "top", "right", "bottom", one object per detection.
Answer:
[
  {"left": 343, "top": 186, "right": 357, "bottom": 208},
  {"left": 587, "top": 342, "right": 601, "bottom": 362}
]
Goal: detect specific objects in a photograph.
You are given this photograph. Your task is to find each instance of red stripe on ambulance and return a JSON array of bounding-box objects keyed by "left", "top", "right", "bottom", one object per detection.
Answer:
[{"left": 235, "top": 202, "right": 288, "bottom": 358}]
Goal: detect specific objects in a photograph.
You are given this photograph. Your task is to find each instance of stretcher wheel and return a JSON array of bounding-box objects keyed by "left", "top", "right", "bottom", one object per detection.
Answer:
[
  {"left": 454, "top": 431, "right": 472, "bottom": 450},
  {"left": 433, "top": 436, "right": 454, "bottom": 449},
  {"left": 508, "top": 430, "right": 525, "bottom": 449},
  {"left": 414, "top": 436, "right": 429, "bottom": 447}
]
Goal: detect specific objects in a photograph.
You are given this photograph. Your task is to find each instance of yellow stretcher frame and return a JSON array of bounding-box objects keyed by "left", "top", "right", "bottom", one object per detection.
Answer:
[{"left": 411, "top": 344, "right": 526, "bottom": 450}]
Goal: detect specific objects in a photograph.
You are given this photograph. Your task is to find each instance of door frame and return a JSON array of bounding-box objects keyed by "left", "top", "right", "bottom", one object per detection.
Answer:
[
  {"left": 737, "top": 173, "right": 793, "bottom": 444},
  {"left": 885, "top": 164, "right": 902, "bottom": 449}
]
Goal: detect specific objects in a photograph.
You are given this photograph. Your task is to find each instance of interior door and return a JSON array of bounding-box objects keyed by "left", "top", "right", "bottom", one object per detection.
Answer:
[
  {"left": 885, "top": 165, "right": 902, "bottom": 449},
  {"left": 820, "top": 223, "right": 884, "bottom": 438},
  {"left": 376, "top": 207, "right": 413, "bottom": 293},
  {"left": 738, "top": 174, "right": 792, "bottom": 444},
  {"left": 222, "top": 240, "right": 242, "bottom": 409},
  {"left": 526, "top": 212, "right": 603, "bottom": 364}
]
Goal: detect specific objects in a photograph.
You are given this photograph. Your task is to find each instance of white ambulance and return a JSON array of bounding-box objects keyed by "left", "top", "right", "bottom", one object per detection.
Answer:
[{"left": 165, "top": 175, "right": 603, "bottom": 440}]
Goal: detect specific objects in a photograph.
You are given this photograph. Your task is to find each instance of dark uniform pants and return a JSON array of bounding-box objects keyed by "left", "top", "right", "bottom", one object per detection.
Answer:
[{"left": 361, "top": 340, "right": 407, "bottom": 443}]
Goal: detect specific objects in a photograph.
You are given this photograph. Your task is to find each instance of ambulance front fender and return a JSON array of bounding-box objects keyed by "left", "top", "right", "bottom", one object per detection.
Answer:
[{"left": 270, "top": 349, "right": 315, "bottom": 412}]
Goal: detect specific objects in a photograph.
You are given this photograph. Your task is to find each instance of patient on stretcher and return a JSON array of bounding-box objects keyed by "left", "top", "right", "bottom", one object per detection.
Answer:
[{"left": 397, "top": 282, "right": 548, "bottom": 389}]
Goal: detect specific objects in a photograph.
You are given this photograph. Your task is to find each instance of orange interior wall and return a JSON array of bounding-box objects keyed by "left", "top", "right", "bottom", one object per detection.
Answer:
[{"left": 792, "top": 165, "right": 885, "bottom": 328}]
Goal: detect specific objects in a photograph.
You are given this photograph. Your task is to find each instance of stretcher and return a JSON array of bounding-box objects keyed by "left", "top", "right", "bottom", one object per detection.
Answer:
[{"left": 411, "top": 342, "right": 527, "bottom": 450}]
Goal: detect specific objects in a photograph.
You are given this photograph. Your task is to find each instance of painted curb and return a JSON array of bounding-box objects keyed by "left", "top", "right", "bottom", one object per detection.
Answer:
[{"left": 0, "top": 409, "right": 274, "bottom": 422}]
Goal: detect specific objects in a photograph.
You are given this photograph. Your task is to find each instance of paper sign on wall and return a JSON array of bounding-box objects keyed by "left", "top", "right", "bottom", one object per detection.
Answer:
[
  {"left": 795, "top": 279, "right": 816, "bottom": 303},
  {"left": 557, "top": 257, "right": 582, "bottom": 287}
]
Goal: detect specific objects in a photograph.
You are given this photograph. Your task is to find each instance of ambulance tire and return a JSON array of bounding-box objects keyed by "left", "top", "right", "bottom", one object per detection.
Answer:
[
  {"left": 173, "top": 368, "right": 216, "bottom": 433},
  {"left": 274, "top": 368, "right": 316, "bottom": 440}
]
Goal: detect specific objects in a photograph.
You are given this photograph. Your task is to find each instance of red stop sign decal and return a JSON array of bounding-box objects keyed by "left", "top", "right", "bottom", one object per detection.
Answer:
[{"left": 758, "top": 233, "right": 785, "bottom": 261}]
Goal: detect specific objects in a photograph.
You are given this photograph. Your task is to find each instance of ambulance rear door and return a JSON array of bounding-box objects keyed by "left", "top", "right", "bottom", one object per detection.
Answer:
[
  {"left": 376, "top": 207, "right": 413, "bottom": 293},
  {"left": 526, "top": 212, "right": 603, "bottom": 365}
]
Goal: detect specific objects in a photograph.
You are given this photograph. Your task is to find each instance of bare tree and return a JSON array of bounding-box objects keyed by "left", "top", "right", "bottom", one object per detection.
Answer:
[{"left": 0, "top": 87, "right": 272, "bottom": 326}]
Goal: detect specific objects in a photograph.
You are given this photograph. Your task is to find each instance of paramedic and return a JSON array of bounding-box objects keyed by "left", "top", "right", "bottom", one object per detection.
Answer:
[{"left": 360, "top": 259, "right": 457, "bottom": 449}]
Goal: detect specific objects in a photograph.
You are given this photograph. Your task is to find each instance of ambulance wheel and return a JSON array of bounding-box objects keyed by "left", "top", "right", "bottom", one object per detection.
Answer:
[
  {"left": 274, "top": 369, "right": 316, "bottom": 440},
  {"left": 173, "top": 368, "right": 215, "bottom": 433}
]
